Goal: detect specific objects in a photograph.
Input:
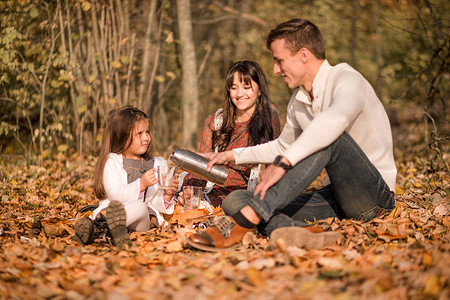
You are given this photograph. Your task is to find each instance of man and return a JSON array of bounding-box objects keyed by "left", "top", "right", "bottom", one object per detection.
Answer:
[{"left": 187, "top": 18, "right": 396, "bottom": 252}]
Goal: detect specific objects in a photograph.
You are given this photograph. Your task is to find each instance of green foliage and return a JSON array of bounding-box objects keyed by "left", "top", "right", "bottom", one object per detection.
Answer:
[
  {"left": 0, "top": 0, "right": 71, "bottom": 160},
  {"left": 0, "top": 121, "right": 19, "bottom": 136},
  {"left": 380, "top": 0, "right": 449, "bottom": 107},
  {"left": 0, "top": 0, "right": 448, "bottom": 160}
]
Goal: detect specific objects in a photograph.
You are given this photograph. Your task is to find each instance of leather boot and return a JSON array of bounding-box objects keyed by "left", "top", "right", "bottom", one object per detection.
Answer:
[
  {"left": 270, "top": 226, "right": 344, "bottom": 250},
  {"left": 187, "top": 216, "right": 251, "bottom": 252},
  {"left": 192, "top": 215, "right": 221, "bottom": 230},
  {"left": 72, "top": 212, "right": 111, "bottom": 245},
  {"left": 73, "top": 217, "right": 94, "bottom": 245},
  {"left": 73, "top": 202, "right": 131, "bottom": 248},
  {"left": 106, "top": 200, "right": 131, "bottom": 249}
]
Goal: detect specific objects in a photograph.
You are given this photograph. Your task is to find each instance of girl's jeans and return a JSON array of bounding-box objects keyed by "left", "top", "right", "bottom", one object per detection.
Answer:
[{"left": 223, "top": 132, "right": 395, "bottom": 236}]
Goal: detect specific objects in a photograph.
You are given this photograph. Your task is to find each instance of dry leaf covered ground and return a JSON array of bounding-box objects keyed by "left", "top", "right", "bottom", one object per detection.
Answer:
[{"left": 0, "top": 134, "right": 449, "bottom": 299}]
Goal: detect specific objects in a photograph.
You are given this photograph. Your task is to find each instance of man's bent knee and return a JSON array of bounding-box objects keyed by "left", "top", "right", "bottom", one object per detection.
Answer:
[{"left": 223, "top": 190, "right": 253, "bottom": 216}]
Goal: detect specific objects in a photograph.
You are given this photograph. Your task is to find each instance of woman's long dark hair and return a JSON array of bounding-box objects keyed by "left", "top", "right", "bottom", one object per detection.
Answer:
[
  {"left": 94, "top": 105, "right": 153, "bottom": 199},
  {"left": 212, "top": 60, "right": 275, "bottom": 151}
]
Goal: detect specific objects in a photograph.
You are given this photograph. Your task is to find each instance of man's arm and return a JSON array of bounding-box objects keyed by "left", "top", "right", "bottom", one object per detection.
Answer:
[
  {"left": 201, "top": 97, "right": 299, "bottom": 172},
  {"left": 233, "top": 99, "right": 300, "bottom": 165}
]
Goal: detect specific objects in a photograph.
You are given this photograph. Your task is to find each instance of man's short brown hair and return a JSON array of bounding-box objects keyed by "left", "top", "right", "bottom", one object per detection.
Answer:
[{"left": 267, "top": 18, "right": 326, "bottom": 59}]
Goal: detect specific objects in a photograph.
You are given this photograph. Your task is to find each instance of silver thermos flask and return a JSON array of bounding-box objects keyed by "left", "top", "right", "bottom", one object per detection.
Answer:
[{"left": 170, "top": 149, "right": 229, "bottom": 185}]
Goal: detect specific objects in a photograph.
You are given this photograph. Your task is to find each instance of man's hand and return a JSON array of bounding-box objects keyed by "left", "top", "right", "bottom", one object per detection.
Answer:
[
  {"left": 253, "top": 164, "right": 286, "bottom": 200},
  {"left": 200, "top": 150, "right": 235, "bottom": 171},
  {"left": 254, "top": 156, "right": 291, "bottom": 200}
]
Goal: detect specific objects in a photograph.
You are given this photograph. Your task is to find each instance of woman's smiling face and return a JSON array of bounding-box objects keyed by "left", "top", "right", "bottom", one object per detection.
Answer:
[{"left": 229, "top": 72, "right": 260, "bottom": 117}]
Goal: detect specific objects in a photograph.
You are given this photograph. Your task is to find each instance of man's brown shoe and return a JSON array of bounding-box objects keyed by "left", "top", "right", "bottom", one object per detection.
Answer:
[
  {"left": 270, "top": 226, "right": 344, "bottom": 250},
  {"left": 187, "top": 216, "right": 251, "bottom": 252}
]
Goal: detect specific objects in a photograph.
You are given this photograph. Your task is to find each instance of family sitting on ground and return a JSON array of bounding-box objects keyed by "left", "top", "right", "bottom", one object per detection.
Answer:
[{"left": 73, "top": 18, "right": 396, "bottom": 252}]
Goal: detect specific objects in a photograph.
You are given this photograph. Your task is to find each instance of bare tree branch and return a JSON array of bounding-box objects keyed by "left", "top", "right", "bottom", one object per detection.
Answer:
[{"left": 212, "top": 1, "right": 267, "bottom": 27}]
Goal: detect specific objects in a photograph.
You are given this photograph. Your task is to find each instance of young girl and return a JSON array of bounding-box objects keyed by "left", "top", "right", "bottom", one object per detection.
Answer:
[{"left": 74, "top": 106, "right": 178, "bottom": 248}]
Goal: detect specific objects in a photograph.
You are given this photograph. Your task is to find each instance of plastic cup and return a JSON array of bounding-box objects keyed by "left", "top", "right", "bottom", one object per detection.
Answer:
[{"left": 183, "top": 186, "right": 202, "bottom": 210}]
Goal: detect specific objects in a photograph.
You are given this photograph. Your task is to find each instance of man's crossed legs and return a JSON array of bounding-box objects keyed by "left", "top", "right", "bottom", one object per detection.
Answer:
[{"left": 187, "top": 132, "right": 395, "bottom": 251}]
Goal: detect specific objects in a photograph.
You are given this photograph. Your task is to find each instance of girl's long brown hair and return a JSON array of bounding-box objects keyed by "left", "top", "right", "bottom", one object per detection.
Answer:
[
  {"left": 94, "top": 106, "right": 152, "bottom": 200},
  {"left": 212, "top": 60, "right": 275, "bottom": 151}
]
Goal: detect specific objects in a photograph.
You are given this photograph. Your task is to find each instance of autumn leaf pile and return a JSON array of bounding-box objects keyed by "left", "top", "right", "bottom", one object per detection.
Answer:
[{"left": 0, "top": 143, "right": 449, "bottom": 299}]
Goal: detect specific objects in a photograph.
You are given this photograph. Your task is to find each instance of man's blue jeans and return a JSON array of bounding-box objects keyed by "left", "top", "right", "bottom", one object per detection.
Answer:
[{"left": 223, "top": 132, "right": 395, "bottom": 236}]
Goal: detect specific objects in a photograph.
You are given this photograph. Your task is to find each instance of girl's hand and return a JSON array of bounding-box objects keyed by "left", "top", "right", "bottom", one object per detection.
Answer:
[
  {"left": 176, "top": 191, "right": 185, "bottom": 206},
  {"left": 163, "top": 174, "right": 179, "bottom": 198},
  {"left": 140, "top": 168, "right": 158, "bottom": 191}
]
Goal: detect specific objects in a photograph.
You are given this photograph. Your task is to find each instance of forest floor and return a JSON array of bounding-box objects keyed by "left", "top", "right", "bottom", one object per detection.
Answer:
[{"left": 0, "top": 122, "right": 449, "bottom": 300}]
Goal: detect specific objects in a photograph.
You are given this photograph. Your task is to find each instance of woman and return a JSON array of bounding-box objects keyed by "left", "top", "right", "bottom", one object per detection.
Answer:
[{"left": 182, "top": 60, "right": 281, "bottom": 207}]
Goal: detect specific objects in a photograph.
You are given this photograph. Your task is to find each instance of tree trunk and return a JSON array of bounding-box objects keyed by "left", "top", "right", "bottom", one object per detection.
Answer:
[
  {"left": 373, "top": 0, "right": 383, "bottom": 102},
  {"left": 236, "top": 0, "right": 251, "bottom": 59},
  {"left": 176, "top": 0, "right": 199, "bottom": 149},
  {"left": 350, "top": 0, "right": 358, "bottom": 68},
  {"left": 138, "top": 0, "right": 157, "bottom": 110},
  {"left": 38, "top": 2, "right": 59, "bottom": 164}
]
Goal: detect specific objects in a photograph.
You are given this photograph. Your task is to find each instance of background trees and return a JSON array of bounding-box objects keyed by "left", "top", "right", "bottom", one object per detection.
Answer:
[
  {"left": 0, "top": 0, "right": 448, "bottom": 170},
  {"left": 177, "top": 0, "right": 199, "bottom": 149}
]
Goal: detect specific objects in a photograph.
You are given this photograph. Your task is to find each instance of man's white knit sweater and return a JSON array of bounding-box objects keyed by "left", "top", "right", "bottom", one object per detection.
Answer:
[{"left": 233, "top": 60, "right": 397, "bottom": 191}]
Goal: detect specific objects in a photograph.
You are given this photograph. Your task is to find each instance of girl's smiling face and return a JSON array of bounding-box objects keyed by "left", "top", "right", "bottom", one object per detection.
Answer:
[
  {"left": 229, "top": 72, "right": 261, "bottom": 119},
  {"left": 123, "top": 119, "right": 151, "bottom": 159}
]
